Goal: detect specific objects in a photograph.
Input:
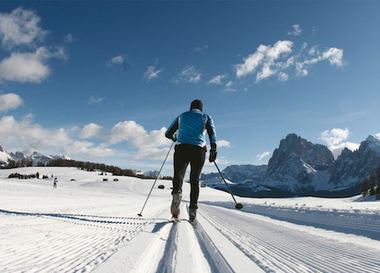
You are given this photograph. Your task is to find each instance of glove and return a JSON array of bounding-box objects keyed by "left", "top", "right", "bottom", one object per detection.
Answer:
[{"left": 209, "top": 143, "right": 217, "bottom": 162}]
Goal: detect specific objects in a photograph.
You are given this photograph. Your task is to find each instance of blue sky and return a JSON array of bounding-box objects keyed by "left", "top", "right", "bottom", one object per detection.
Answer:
[{"left": 0, "top": 1, "right": 380, "bottom": 173}]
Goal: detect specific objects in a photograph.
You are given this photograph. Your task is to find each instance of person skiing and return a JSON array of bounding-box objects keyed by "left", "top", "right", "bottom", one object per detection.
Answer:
[
  {"left": 165, "top": 99, "right": 217, "bottom": 222},
  {"left": 53, "top": 177, "right": 58, "bottom": 189}
]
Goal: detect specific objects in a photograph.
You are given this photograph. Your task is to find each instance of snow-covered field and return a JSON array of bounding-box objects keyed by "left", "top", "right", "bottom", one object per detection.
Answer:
[{"left": 0, "top": 167, "right": 380, "bottom": 273}]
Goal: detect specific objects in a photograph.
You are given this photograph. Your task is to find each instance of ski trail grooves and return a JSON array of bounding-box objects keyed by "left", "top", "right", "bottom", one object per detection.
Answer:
[
  {"left": 103, "top": 203, "right": 241, "bottom": 273},
  {"left": 175, "top": 220, "right": 211, "bottom": 273},
  {"left": 156, "top": 223, "right": 178, "bottom": 273},
  {"left": 133, "top": 204, "right": 212, "bottom": 273},
  {"left": 0, "top": 210, "right": 151, "bottom": 273},
  {"left": 199, "top": 204, "right": 380, "bottom": 273}
]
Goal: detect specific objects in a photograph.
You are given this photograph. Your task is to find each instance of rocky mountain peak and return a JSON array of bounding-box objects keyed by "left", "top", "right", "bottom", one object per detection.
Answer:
[
  {"left": 265, "top": 134, "right": 334, "bottom": 189},
  {"left": 360, "top": 135, "right": 380, "bottom": 155},
  {"left": 365, "top": 135, "right": 379, "bottom": 143},
  {"left": 269, "top": 133, "right": 334, "bottom": 172},
  {"left": 329, "top": 135, "right": 380, "bottom": 187}
]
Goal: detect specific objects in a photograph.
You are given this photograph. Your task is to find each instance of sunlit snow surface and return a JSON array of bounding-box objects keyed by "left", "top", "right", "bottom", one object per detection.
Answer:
[{"left": 0, "top": 167, "right": 380, "bottom": 273}]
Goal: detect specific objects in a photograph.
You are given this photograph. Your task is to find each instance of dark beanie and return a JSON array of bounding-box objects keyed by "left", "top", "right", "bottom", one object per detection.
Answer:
[{"left": 190, "top": 99, "right": 203, "bottom": 111}]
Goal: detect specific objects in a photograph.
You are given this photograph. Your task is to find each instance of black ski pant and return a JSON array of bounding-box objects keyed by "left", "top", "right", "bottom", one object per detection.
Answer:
[{"left": 172, "top": 144, "right": 206, "bottom": 209}]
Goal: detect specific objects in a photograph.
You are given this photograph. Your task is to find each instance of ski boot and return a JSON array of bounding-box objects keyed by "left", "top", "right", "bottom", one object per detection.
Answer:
[
  {"left": 189, "top": 208, "right": 197, "bottom": 224},
  {"left": 170, "top": 192, "right": 182, "bottom": 219}
]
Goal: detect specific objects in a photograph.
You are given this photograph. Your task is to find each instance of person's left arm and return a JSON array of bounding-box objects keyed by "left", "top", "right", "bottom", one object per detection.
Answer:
[{"left": 206, "top": 115, "right": 217, "bottom": 162}]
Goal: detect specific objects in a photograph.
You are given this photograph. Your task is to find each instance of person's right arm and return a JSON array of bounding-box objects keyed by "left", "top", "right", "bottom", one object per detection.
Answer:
[{"left": 165, "top": 116, "right": 179, "bottom": 141}]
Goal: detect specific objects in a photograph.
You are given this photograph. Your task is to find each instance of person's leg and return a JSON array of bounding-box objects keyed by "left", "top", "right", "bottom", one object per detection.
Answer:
[
  {"left": 189, "top": 146, "right": 206, "bottom": 210},
  {"left": 172, "top": 145, "right": 189, "bottom": 195},
  {"left": 171, "top": 145, "right": 189, "bottom": 217}
]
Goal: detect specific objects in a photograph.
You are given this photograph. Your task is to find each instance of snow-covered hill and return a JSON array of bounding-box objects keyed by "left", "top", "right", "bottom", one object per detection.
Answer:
[{"left": 1, "top": 167, "right": 380, "bottom": 272}]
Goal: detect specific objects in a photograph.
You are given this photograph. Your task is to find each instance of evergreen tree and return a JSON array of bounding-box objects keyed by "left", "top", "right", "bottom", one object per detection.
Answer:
[{"left": 361, "top": 177, "right": 370, "bottom": 196}]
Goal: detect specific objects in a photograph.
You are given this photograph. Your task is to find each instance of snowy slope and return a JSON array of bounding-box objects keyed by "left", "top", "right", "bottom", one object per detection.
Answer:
[
  {"left": 1, "top": 167, "right": 380, "bottom": 273},
  {"left": 0, "top": 151, "right": 10, "bottom": 164},
  {"left": 0, "top": 145, "right": 11, "bottom": 166}
]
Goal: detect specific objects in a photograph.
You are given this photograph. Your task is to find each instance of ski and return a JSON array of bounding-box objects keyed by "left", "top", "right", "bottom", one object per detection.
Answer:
[{"left": 169, "top": 217, "right": 180, "bottom": 223}]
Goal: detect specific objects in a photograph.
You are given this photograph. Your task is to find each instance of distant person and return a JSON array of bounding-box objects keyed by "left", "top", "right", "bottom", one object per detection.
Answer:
[
  {"left": 165, "top": 99, "right": 217, "bottom": 222},
  {"left": 53, "top": 177, "right": 58, "bottom": 189}
]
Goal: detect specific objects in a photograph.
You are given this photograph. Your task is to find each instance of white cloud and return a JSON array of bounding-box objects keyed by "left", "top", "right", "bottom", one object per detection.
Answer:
[
  {"left": 0, "top": 8, "right": 67, "bottom": 84},
  {"left": 296, "top": 47, "right": 344, "bottom": 76},
  {"left": 321, "top": 128, "right": 350, "bottom": 146},
  {"left": 177, "top": 66, "right": 201, "bottom": 83},
  {"left": 320, "top": 128, "right": 359, "bottom": 158},
  {"left": 278, "top": 72, "right": 289, "bottom": 81},
  {"left": 235, "top": 39, "right": 344, "bottom": 83},
  {"left": 0, "top": 46, "right": 66, "bottom": 83},
  {"left": 108, "top": 120, "right": 171, "bottom": 159},
  {"left": 308, "top": 45, "right": 318, "bottom": 56},
  {"left": 0, "top": 93, "right": 23, "bottom": 111},
  {"left": 224, "top": 81, "right": 236, "bottom": 92},
  {"left": 107, "top": 54, "right": 128, "bottom": 71},
  {"left": 63, "top": 33, "right": 74, "bottom": 44},
  {"left": 88, "top": 96, "right": 104, "bottom": 105},
  {"left": 235, "top": 45, "right": 266, "bottom": 78},
  {"left": 256, "top": 151, "right": 271, "bottom": 163},
  {"left": 256, "top": 64, "right": 275, "bottom": 81},
  {"left": 0, "top": 7, "right": 47, "bottom": 49},
  {"left": 80, "top": 123, "right": 102, "bottom": 139},
  {"left": 216, "top": 140, "right": 231, "bottom": 148},
  {"left": 235, "top": 40, "right": 293, "bottom": 81},
  {"left": 108, "top": 55, "right": 125, "bottom": 65},
  {"left": 322, "top": 47, "right": 344, "bottom": 66},
  {"left": 0, "top": 115, "right": 113, "bottom": 157},
  {"left": 288, "top": 24, "right": 302, "bottom": 36},
  {"left": 65, "top": 141, "right": 113, "bottom": 158},
  {"left": 144, "top": 65, "right": 163, "bottom": 80},
  {"left": 208, "top": 74, "right": 226, "bottom": 85}
]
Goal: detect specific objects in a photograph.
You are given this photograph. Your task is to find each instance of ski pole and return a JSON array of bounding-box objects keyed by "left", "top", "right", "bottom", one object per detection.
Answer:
[
  {"left": 137, "top": 141, "right": 175, "bottom": 217},
  {"left": 214, "top": 161, "right": 243, "bottom": 210}
]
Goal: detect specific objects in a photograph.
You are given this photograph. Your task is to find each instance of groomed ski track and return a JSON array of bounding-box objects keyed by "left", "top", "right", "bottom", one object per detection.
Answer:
[
  {"left": 3, "top": 202, "right": 380, "bottom": 273},
  {"left": 94, "top": 203, "right": 262, "bottom": 273},
  {"left": 95, "top": 203, "right": 380, "bottom": 273}
]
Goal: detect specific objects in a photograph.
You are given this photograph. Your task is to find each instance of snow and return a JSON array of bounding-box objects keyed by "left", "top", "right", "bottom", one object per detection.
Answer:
[
  {"left": 1, "top": 167, "right": 380, "bottom": 272},
  {"left": 0, "top": 150, "right": 10, "bottom": 163}
]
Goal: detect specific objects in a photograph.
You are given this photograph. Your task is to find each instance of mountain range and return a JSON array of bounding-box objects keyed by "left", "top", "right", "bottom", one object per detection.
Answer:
[
  {"left": 201, "top": 133, "right": 380, "bottom": 197},
  {"left": 0, "top": 146, "right": 68, "bottom": 167}
]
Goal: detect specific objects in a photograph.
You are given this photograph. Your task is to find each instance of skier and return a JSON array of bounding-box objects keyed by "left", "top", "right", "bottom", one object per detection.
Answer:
[
  {"left": 53, "top": 177, "right": 58, "bottom": 189},
  {"left": 165, "top": 99, "right": 217, "bottom": 222}
]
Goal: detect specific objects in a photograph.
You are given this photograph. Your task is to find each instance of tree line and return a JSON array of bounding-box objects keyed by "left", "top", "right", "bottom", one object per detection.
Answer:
[
  {"left": 361, "top": 167, "right": 380, "bottom": 198},
  {"left": 3, "top": 158, "right": 173, "bottom": 180}
]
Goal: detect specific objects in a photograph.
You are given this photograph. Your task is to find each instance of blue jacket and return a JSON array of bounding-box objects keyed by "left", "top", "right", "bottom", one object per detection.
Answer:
[{"left": 165, "top": 109, "right": 217, "bottom": 148}]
